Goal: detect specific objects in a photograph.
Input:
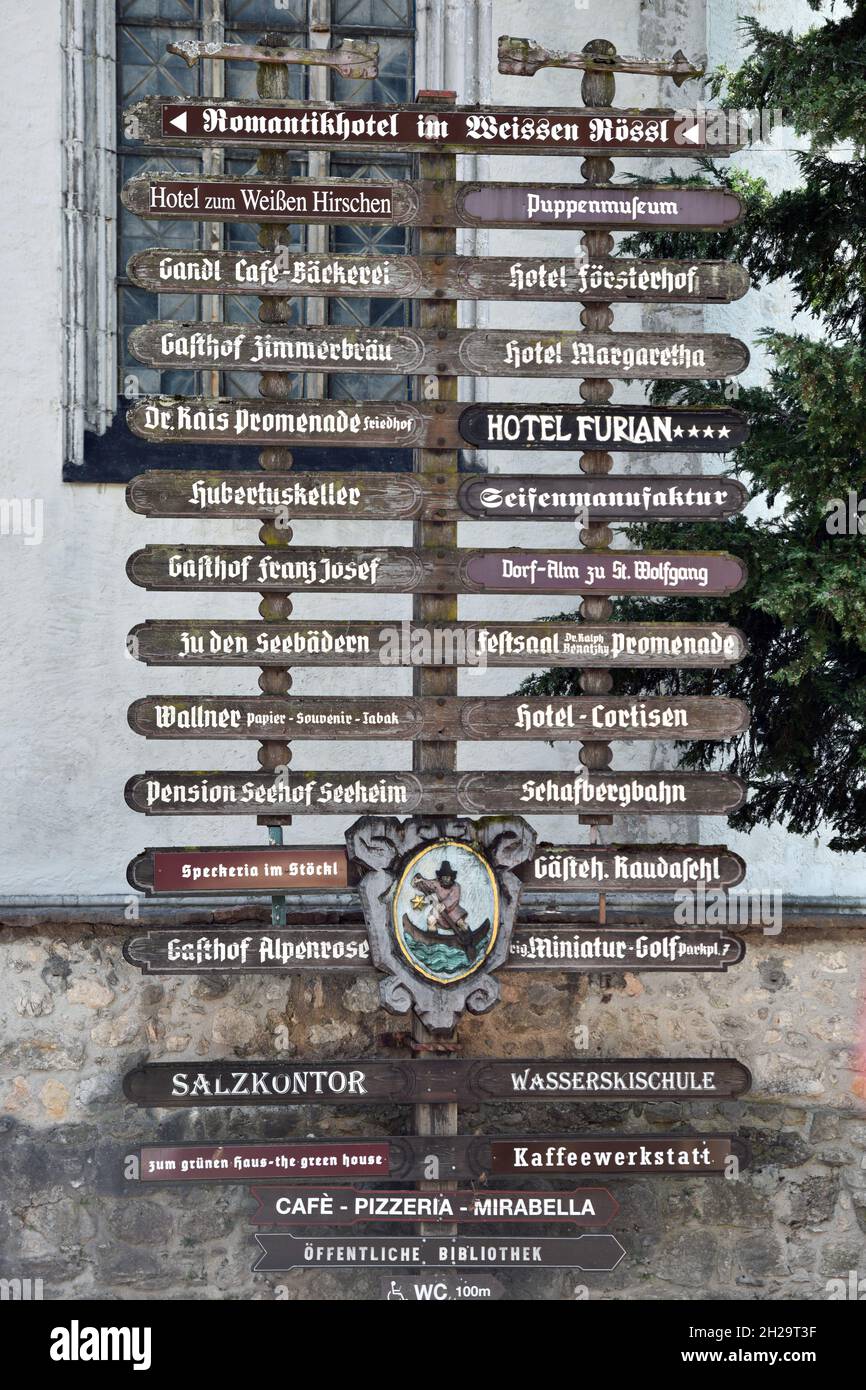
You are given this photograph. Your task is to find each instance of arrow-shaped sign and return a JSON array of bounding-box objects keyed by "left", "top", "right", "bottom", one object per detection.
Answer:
[
  {"left": 498, "top": 36, "right": 704, "bottom": 86},
  {"left": 168, "top": 111, "right": 187, "bottom": 133},
  {"left": 252, "top": 1232, "right": 627, "bottom": 1272}
]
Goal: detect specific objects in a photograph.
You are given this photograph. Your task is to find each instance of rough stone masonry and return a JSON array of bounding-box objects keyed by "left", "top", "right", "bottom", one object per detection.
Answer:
[{"left": 1, "top": 921, "right": 864, "bottom": 1300}]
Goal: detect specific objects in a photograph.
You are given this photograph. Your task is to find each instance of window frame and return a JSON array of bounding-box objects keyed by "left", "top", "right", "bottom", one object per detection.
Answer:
[{"left": 62, "top": 0, "right": 490, "bottom": 482}]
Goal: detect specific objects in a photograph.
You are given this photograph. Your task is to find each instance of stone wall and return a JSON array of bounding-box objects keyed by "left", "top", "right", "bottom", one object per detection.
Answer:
[{"left": 2, "top": 921, "right": 863, "bottom": 1300}]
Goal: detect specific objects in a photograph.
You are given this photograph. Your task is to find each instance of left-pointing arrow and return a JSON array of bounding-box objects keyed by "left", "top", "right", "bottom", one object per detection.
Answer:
[{"left": 168, "top": 110, "right": 188, "bottom": 132}]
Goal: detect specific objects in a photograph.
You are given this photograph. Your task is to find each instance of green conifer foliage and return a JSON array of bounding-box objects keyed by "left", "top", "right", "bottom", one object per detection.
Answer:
[{"left": 520, "top": 2, "right": 866, "bottom": 850}]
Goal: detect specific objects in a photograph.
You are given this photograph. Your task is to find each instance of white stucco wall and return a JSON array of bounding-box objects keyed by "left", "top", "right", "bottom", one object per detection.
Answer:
[{"left": 1, "top": 0, "right": 863, "bottom": 902}]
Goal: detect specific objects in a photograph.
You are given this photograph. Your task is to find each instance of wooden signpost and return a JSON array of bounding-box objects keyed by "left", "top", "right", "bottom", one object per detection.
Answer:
[
  {"left": 128, "top": 620, "right": 749, "bottom": 669},
  {"left": 250, "top": 1185, "right": 619, "bottom": 1226},
  {"left": 124, "top": 97, "right": 744, "bottom": 155},
  {"left": 120, "top": 31, "right": 758, "bottom": 1284},
  {"left": 124, "top": 769, "right": 748, "bottom": 817},
  {"left": 126, "top": 397, "right": 748, "bottom": 452},
  {"left": 127, "top": 694, "right": 749, "bottom": 742},
  {"left": 127, "top": 470, "right": 749, "bottom": 522},
  {"left": 126, "top": 546, "right": 748, "bottom": 596},
  {"left": 136, "top": 1134, "right": 748, "bottom": 1184},
  {"left": 128, "top": 251, "right": 750, "bottom": 304},
  {"left": 129, "top": 322, "right": 749, "bottom": 380},
  {"left": 123, "top": 1057, "right": 751, "bottom": 1107},
  {"left": 127, "top": 842, "right": 747, "bottom": 896},
  {"left": 123, "top": 927, "right": 746, "bottom": 975}
]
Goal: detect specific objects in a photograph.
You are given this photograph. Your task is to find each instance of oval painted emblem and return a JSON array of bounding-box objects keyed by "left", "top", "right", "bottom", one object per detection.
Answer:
[{"left": 392, "top": 840, "right": 499, "bottom": 986}]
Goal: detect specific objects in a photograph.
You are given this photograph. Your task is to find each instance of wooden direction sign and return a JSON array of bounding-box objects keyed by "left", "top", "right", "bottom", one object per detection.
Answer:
[
  {"left": 126, "top": 547, "right": 747, "bottom": 596},
  {"left": 130, "top": 322, "right": 749, "bottom": 380},
  {"left": 524, "top": 844, "right": 746, "bottom": 892},
  {"left": 251, "top": 1232, "right": 627, "bottom": 1272},
  {"left": 126, "top": 397, "right": 748, "bottom": 453},
  {"left": 124, "top": 769, "right": 747, "bottom": 817},
  {"left": 122, "top": 175, "right": 744, "bottom": 230},
  {"left": 249, "top": 1185, "right": 619, "bottom": 1226},
  {"left": 136, "top": 1133, "right": 746, "bottom": 1184},
  {"left": 128, "top": 250, "right": 750, "bottom": 304},
  {"left": 127, "top": 695, "right": 749, "bottom": 743},
  {"left": 128, "top": 620, "right": 748, "bottom": 669},
  {"left": 126, "top": 842, "right": 746, "bottom": 896},
  {"left": 125, "top": 98, "right": 743, "bottom": 155},
  {"left": 123, "top": 1057, "right": 751, "bottom": 1107},
  {"left": 126, "top": 470, "right": 749, "bottom": 523},
  {"left": 123, "top": 927, "right": 746, "bottom": 974}
]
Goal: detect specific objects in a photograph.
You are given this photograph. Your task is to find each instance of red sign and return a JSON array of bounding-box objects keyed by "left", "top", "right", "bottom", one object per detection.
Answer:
[
  {"left": 149, "top": 846, "right": 348, "bottom": 894},
  {"left": 138, "top": 1142, "right": 391, "bottom": 1182}
]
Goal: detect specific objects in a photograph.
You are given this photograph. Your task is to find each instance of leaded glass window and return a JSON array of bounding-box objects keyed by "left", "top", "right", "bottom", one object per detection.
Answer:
[{"left": 83, "top": 0, "right": 415, "bottom": 479}]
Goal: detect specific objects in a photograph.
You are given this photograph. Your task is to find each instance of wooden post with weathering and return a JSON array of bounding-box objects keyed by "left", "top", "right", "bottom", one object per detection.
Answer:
[
  {"left": 411, "top": 90, "right": 460, "bottom": 1235},
  {"left": 496, "top": 37, "right": 708, "bottom": 936},
  {"left": 254, "top": 37, "right": 296, "bottom": 920},
  {"left": 576, "top": 41, "right": 618, "bottom": 926}
]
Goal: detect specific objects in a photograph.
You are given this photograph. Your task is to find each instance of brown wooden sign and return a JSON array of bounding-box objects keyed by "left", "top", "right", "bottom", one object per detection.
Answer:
[
  {"left": 126, "top": 469, "right": 749, "bottom": 522},
  {"left": 250, "top": 1185, "right": 619, "bottom": 1226},
  {"left": 128, "top": 250, "right": 750, "bottom": 303},
  {"left": 126, "top": 546, "right": 747, "bottom": 596},
  {"left": 138, "top": 1140, "right": 395, "bottom": 1182},
  {"left": 136, "top": 1133, "right": 747, "bottom": 1184},
  {"left": 126, "top": 842, "right": 745, "bottom": 897},
  {"left": 458, "top": 403, "right": 747, "bottom": 451},
  {"left": 128, "top": 620, "right": 748, "bottom": 669},
  {"left": 122, "top": 175, "right": 744, "bottom": 230},
  {"left": 489, "top": 1136, "right": 746, "bottom": 1177},
  {"left": 130, "top": 321, "right": 748, "bottom": 380},
  {"left": 251, "top": 1232, "right": 626, "bottom": 1271},
  {"left": 128, "top": 695, "right": 749, "bottom": 743},
  {"left": 128, "top": 845, "right": 352, "bottom": 895},
  {"left": 126, "top": 397, "right": 748, "bottom": 452},
  {"left": 524, "top": 844, "right": 746, "bottom": 891},
  {"left": 123, "top": 927, "right": 746, "bottom": 974},
  {"left": 507, "top": 927, "right": 745, "bottom": 972},
  {"left": 124, "top": 769, "right": 747, "bottom": 817},
  {"left": 123, "top": 1057, "right": 751, "bottom": 1107},
  {"left": 125, "top": 98, "right": 743, "bottom": 155},
  {"left": 124, "top": 931, "right": 372, "bottom": 971}
]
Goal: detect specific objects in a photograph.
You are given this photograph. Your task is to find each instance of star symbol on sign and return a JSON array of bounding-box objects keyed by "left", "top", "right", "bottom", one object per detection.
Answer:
[
  {"left": 673, "top": 425, "right": 684, "bottom": 437},
  {"left": 703, "top": 426, "right": 716, "bottom": 437},
  {"left": 717, "top": 426, "right": 730, "bottom": 439},
  {"left": 688, "top": 426, "right": 700, "bottom": 437}
]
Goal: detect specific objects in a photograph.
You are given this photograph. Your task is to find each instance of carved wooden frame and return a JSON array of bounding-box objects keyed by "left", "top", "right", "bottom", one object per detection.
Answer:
[{"left": 345, "top": 814, "right": 536, "bottom": 1031}]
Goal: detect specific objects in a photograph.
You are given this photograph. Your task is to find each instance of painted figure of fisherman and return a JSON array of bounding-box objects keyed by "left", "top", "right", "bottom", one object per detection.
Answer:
[
  {"left": 406, "top": 860, "right": 489, "bottom": 962},
  {"left": 411, "top": 860, "right": 466, "bottom": 936}
]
